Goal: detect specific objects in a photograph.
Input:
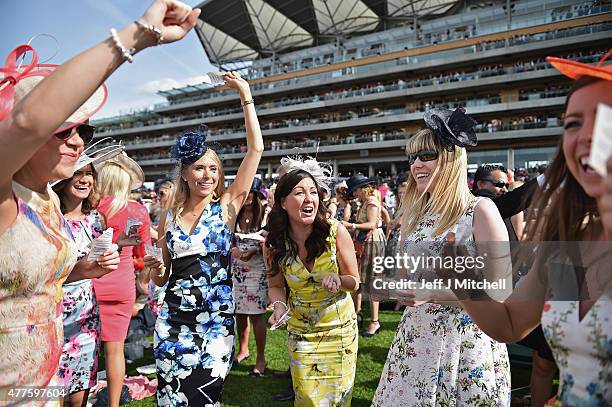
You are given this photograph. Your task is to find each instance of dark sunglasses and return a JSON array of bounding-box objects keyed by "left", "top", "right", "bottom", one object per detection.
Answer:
[
  {"left": 483, "top": 179, "right": 509, "bottom": 188},
  {"left": 54, "top": 124, "right": 96, "bottom": 145},
  {"left": 407, "top": 150, "right": 439, "bottom": 166}
]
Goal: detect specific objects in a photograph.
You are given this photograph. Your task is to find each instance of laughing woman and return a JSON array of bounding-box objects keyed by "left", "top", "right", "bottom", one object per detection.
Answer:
[
  {"left": 145, "top": 71, "right": 264, "bottom": 405},
  {"left": 373, "top": 108, "right": 511, "bottom": 406},
  {"left": 265, "top": 166, "right": 360, "bottom": 406}
]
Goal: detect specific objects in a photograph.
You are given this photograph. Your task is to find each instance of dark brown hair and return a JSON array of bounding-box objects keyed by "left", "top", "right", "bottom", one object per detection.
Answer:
[
  {"left": 265, "top": 170, "right": 330, "bottom": 276},
  {"left": 237, "top": 191, "right": 265, "bottom": 232},
  {"left": 53, "top": 164, "right": 100, "bottom": 216},
  {"left": 524, "top": 76, "right": 605, "bottom": 242}
]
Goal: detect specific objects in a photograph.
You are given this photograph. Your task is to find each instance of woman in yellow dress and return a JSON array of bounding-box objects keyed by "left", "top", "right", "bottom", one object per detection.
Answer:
[{"left": 265, "top": 163, "right": 360, "bottom": 406}]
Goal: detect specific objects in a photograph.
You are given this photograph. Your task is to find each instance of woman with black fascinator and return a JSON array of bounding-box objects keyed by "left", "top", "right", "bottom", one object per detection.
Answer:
[
  {"left": 144, "top": 71, "right": 264, "bottom": 405},
  {"left": 373, "top": 108, "right": 511, "bottom": 406}
]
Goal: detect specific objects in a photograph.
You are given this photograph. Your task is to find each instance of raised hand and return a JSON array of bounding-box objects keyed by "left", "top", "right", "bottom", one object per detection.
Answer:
[
  {"left": 223, "top": 71, "right": 251, "bottom": 97},
  {"left": 87, "top": 244, "right": 121, "bottom": 278},
  {"left": 138, "top": 0, "right": 201, "bottom": 44}
]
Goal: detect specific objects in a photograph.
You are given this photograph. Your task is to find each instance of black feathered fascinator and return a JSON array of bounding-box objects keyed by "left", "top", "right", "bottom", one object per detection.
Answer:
[
  {"left": 424, "top": 107, "right": 478, "bottom": 151},
  {"left": 171, "top": 125, "right": 209, "bottom": 165}
]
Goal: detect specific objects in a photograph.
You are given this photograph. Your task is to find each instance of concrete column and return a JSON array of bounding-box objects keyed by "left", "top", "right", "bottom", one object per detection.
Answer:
[
  {"left": 391, "top": 163, "right": 397, "bottom": 175},
  {"left": 267, "top": 162, "right": 273, "bottom": 179},
  {"left": 333, "top": 160, "right": 338, "bottom": 177},
  {"left": 368, "top": 164, "right": 374, "bottom": 177},
  {"left": 507, "top": 148, "right": 514, "bottom": 170}
]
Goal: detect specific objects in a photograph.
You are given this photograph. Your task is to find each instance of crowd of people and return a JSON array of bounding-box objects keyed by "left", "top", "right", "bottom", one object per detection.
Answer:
[{"left": 0, "top": 0, "right": 610, "bottom": 406}]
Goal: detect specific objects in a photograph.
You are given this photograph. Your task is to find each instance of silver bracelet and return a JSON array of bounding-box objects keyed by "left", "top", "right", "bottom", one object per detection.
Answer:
[
  {"left": 110, "top": 28, "right": 135, "bottom": 63},
  {"left": 135, "top": 20, "right": 163, "bottom": 45},
  {"left": 271, "top": 300, "right": 288, "bottom": 311}
]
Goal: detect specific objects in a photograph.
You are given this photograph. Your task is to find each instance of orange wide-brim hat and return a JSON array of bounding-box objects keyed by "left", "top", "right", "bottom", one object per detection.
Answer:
[{"left": 546, "top": 49, "right": 612, "bottom": 82}]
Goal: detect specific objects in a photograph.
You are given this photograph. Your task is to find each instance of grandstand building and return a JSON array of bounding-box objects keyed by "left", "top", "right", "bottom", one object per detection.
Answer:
[{"left": 92, "top": 0, "right": 612, "bottom": 180}]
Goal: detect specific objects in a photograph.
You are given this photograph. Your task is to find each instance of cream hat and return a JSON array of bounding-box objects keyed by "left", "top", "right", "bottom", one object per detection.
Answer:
[
  {"left": 0, "top": 44, "right": 107, "bottom": 133},
  {"left": 97, "top": 152, "right": 145, "bottom": 191}
]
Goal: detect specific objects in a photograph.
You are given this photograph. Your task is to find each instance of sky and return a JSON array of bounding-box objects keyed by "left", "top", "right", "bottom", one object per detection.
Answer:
[{"left": 0, "top": 0, "right": 216, "bottom": 119}]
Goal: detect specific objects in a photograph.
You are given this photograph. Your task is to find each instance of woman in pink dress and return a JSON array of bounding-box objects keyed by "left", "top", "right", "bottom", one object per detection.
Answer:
[{"left": 94, "top": 153, "right": 151, "bottom": 406}]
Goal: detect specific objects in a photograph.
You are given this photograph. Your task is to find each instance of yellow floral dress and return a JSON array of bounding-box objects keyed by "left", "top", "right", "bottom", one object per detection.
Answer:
[
  {"left": 0, "top": 182, "right": 77, "bottom": 405},
  {"left": 283, "top": 220, "right": 358, "bottom": 406}
]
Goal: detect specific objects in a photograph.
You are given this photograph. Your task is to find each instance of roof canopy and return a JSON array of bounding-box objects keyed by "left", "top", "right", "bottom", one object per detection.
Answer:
[{"left": 196, "top": 0, "right": 458, "bottom": 65}]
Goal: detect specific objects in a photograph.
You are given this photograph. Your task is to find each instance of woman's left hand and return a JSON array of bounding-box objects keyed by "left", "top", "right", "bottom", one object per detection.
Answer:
[
  {"left": 223, "top": 71, "right": 251, "bottom": 97},
  {"left": 116, "top": 229, "right": 141, "bottom": 248},
  {"left": 84, "top": 244, "right": 121, "bottom": 279},
  {"left": 322, "top": 274, "right": 342, "bottom": 293},
  {"left": 602, "top": 157, "right": 612, "bottom": 239}
]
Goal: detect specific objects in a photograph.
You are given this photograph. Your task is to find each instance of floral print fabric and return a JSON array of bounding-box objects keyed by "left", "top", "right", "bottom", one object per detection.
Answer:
[
  {"left": 231, "top": 233, "right": 268, "bottom": 314},
  {"left": 541, "top": 281, "right": 612, "bottom": 406},
  {"left": 0, "top": 182, "right": 77, "bottom": 404},
  {"left": 57, "top": 211, "right": 103, "bottom": 393},
  {"left": 155, "top": 201, "right": 235, "bottom": 406},
  {"left": 283, "top": 220, "right": 358, "bottom": 406},
  {"left": 373, "top": 197, "right": 511, "bottom": 406}
]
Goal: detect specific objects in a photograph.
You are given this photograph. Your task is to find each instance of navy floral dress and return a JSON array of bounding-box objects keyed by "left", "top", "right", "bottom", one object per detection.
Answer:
[{"left": 155, "top": 201, "right": 235, "bottom": 406}]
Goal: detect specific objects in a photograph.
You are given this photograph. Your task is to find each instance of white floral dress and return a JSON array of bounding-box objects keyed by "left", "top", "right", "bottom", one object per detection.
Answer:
[
  {"left": 373, "top": 197, "right": 511, "bottom": 406},
  {"left": 541, "top": 280, "right": 612, "bottom": 406}
]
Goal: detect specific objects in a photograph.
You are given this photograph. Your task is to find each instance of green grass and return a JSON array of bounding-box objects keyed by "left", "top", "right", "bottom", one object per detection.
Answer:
[{"left": 121, "top": 309, "right": 533, "bottom": 406}]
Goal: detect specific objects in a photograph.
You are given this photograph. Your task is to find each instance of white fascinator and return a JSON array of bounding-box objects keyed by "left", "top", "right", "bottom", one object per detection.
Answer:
[{"left": 280, "top": 155, "right": 334, "bottom": 194}]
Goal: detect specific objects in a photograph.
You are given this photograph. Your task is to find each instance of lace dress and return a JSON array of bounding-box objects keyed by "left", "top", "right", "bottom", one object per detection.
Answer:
[
  {"left": 155, "top": 201, "right": 235, "bottom": 406},
  {"left": 373, "top": 197, "right": 511, "bottom": 406}
]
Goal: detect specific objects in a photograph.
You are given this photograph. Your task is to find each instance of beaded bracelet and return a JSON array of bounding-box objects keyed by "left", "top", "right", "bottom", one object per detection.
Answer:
[
  {"left": 271, "top": 300, "right": 288, "bottom": 311},
  {"left": 135, "top": 20, "right": 164, "bottom": 45},
  {"left": 242, "top": 99, "right": 255, "bottom": 107},
  {"left": 110, "top": 28, "right": 135, "bottom": 63}
]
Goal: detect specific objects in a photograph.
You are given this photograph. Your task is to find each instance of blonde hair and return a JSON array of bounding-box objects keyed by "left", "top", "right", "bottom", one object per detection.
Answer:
[
  {"left": 397, "top": 129, "right": 473, "bottom": 238},
  {"left": 172, "top": 149, "right": 225, "bottom": 221},
  {"left": 97, "top": 163, "right": 131, "bottom": 219}
]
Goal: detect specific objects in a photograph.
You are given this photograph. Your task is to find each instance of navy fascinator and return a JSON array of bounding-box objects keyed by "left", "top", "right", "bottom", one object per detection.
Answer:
[
  {"left": 424, "top": 107, "right": 478, "bottom": 151},
  {"left": 171, "top": 126, "right": 209, "bottom": 165}
]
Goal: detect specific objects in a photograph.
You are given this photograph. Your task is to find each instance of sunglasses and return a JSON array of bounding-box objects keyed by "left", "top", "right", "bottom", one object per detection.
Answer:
[
  {"left": 482, "top": 179, "right": 509, "bottom": 188},
  {"left": 54, "top": 124, "right": 96, "bottom": 145},
  {"left": 407, "top": 150, "right": 439, "bottom": 166}
]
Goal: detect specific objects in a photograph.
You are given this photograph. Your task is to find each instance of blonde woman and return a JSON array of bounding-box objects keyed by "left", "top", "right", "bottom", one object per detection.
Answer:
[
  {"left": 373, "top": 108, "right": 511, "bottom": 406},
  {"left": 145, "top": 71, "right": 263, "bottom": 405},
  {"left": 94, "top": 153, "right": 152, "bottom": 406},
  {"left": 342, "top": 175, "right": 386, "bottom": 336}
]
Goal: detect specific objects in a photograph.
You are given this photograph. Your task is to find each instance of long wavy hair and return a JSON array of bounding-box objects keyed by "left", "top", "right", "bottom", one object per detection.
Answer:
[
  {"left": 265, "top": 170, "right": 331, "bottom": 276},
  {"left": 97, "top": 163, "right": 131, "bottom": 219},
  {"left": 524, "top": 76, "right": 604, "bottom": 242},
  {"left": 397, "top": 128, "right": 473, "bottom": 238},
  {"left": 53, "top": 164, "right": 100, "bottom": 215},
  {"left": 171, "top": 148, "right": 225, "bottom": 222}
]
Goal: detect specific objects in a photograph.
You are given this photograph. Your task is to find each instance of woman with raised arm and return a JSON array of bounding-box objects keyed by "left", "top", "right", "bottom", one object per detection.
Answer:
[
  {"left": 265, "top": 159, "right": 360, "bottom": 406},
  {"left": 372, "top": 108, "right": 511, "bottom": 406},
  {"left": 144, "top": 71, "right": 264, "bottom": 405},
  {"left": 0, "top": 1, "right": 198, "bottom": 400},
  {"left": 452, "top": 54, "right": 612, "bottom": 406}
]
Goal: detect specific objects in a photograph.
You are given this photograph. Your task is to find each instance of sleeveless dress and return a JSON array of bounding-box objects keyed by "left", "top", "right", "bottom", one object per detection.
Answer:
[
  {"left": 94, "top": 197, "right": 151, "bottom": 342},
  {"left": 373, "top": 197, "right": 511, "bottom": 406},
  {"left": 283, "top": 220, "right": 358, "bottom": 406},
  {"left": 231, "top": 224, "right": 268, "bottom": 314},
  {"left": 0, "top": 181, "right": 77, "bottom": 404},
  {"left": 541, "top": 280, "right": 612, "bottom": 406},
  {"left": 155, "top": 201, "right": 235, "bottom": 406},
  {"left": 57, "top": 211, "right": 103, "bottom": 393}
]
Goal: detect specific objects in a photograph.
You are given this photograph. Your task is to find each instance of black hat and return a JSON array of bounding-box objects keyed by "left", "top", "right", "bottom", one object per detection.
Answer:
[
  {"left": 424, "top": 107, "right": 477, "bottom": 151},
  {"left": 346, "top": 174, "right": 375, "bottom": 198},
  {"left": 250, "top": 177, "right": 265, "bottom": 199}
]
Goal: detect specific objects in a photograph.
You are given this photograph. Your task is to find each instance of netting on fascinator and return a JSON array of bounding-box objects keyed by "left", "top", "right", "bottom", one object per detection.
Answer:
[
  {"left": 171, "top": 125, "right": 214, "bottom": 165},
  {"left": 423, "top": 107, "right": 478, "bottom": 151},
  {"left": 280, "top": 155, "right": 334, "bottom": 194}
]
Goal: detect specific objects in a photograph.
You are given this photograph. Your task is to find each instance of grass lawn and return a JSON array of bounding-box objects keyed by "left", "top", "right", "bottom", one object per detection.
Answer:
[{"left": 120, "top": 309, "right": 532, "bottom": 406}]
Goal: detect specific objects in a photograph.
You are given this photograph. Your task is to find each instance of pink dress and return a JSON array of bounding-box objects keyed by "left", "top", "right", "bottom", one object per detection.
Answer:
[
  {"left": 93, "top": 198, "right": 151, "bottom": 342},
  {"left": 0, "top": 181, "right": 78, "bottom": 403}
]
